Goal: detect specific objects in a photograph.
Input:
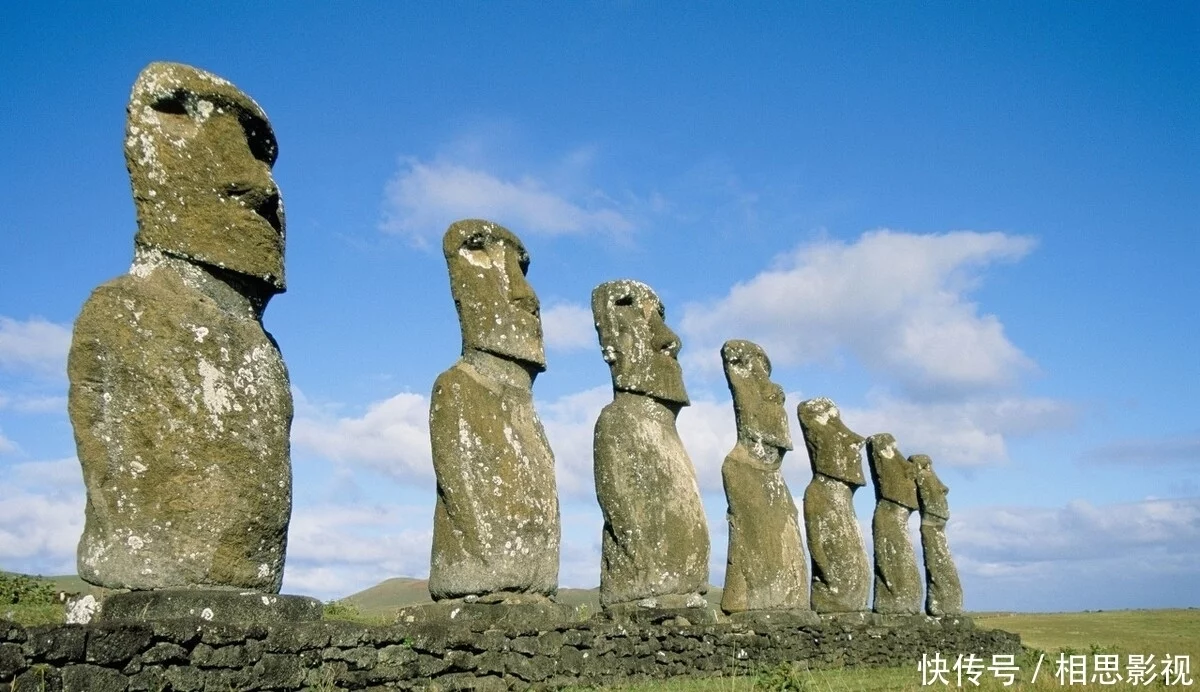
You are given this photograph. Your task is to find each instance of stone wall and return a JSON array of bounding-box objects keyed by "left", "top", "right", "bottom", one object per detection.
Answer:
[{"left": 0, "top": 617, "right": 1020, "bottom": 691}]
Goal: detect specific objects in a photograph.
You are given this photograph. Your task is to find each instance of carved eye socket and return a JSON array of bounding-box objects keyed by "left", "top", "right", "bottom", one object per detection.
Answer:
[
  {"left": 238, "top": 114, "right": 279, "bottom": 166},
  {"left": 149, "top": 91, "right": 188, "bottom": 115},
  {"left": 614, "top": 294, "right": 634, "bottom": 307},
  {"left": 464, "top": 233, "right": 488, "bottom": 251}
]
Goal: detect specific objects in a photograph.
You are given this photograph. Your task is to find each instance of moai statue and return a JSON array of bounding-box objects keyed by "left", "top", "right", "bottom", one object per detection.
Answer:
[
  {"left": 426, "top": 220, "right": 560, "bottom": 604},
  {"left": 866, "top": 434, "right": 922, "bottom": 616},
  {"left": 69, "top": 62, "right": 318, "bottom": 622},
  {"left": 592, "top": 280, "right": 710, "bottom": 618},
  {"left": 797, "top": 398, "right": 870, "bottom": 615},
  {"left": 719, "top": 341, "right": 817, "bottom": 624},
  {"left": 913, "top": 454, "right": 964, "bottom": 617}
]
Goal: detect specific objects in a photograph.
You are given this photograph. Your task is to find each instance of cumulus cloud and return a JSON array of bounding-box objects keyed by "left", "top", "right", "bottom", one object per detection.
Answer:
[
  {"left": 541, "top": 302, "right": 596, "bottom": 353},
  {"left": 838, "top": 391, "right": 1077, "bottom": 467},
  {"left": 0, "top": 394, "right": 67, "bottom": 414},
  {"left": 1086, "top": 434, "right": 1200, "bottom": 467},
  {"left": 538, "top": 386, "right": 610, "bottom": 497},
  {"left": 677, "top": 399, "right": 739, "bottom": 493},
  {"left": 291, "top": 390, "right": 432, "bottom": 480},
  {"left": 680, "top": 230, "right": 1037, "bottom": 398},
  {"left": 380, "top": 158, "right": 633, "bottom": 246},
  {"left": 0, "top": 458, "right": 85, "bottom": 576},
  {"left": 0, "top": 317, "right": 72, "bottom": 376},
  {"left": 282, "top": 501, "right": 434, "bottom": 599},
  {"left": 951, "top": 497, "right": 1200, "bottom": 610},
  {"left": 0, "top": 429, "right": 16, "bottom": 455}
]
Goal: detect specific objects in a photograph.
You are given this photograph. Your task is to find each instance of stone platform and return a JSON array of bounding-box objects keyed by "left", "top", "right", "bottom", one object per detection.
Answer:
[{"left": 98, "top": 589, "right": 322, "bottom": 625}]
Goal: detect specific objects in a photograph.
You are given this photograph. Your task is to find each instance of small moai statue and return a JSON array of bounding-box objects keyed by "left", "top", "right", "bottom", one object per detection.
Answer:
[
  {"left": 912, "top": 454, "right": 964, "bottom": 617},
  {"left": 719, "top": 340, "right": 817, "bottom": 624},
  {"left": 797, "top": 398, "right": 871, "bottom": 615},
  {"left": 69, "top": 62, "right": 318, "bottom": 622},
  {"left": 426, "top": 220, "right": 560, "bottom": 603},
  {"left": 592, "top": 280, "right": 710, "bottom": 617},
  {"left": 866, "top": 434, "right": 922, "bottom": 616}
]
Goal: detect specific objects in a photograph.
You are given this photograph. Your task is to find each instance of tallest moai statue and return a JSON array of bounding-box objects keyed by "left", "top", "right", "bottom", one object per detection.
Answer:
[{"left": 69, "top": 63, "right": 300, "bottom": 605}]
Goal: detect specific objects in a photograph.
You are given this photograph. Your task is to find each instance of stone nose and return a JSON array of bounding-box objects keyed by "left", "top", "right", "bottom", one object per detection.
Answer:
[
  {"left": 506, "top": 253, "right": 539, "bottom": 316},
  {"left": 652, "top": 320, "right": 681, "bottom": 359},
  {"left": 226, "top": 182, "right": 284, "bottom": 234}
]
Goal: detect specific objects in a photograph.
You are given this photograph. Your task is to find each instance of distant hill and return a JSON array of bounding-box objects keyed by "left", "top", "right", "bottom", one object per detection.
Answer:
[{"left": 339, "top": 577, "right": 723, "bottom": 617}]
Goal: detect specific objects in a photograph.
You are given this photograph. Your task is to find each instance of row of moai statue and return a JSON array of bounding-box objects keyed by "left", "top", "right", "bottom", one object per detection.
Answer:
[{"left": 69, "top": 61, "right": 961, "bottom": 626}]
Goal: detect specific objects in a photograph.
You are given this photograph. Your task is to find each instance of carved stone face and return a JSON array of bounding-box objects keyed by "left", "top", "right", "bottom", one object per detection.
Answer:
[
  {"left": 796, "top": 397, "right": 866, "bottom": 487},
  {"left": 911, "top": 454, "right": 950, "bottom": 520},
  {"left": 866, "top": 433, "right": 918, "bottom": 510},
  {"left": 126, "top": 62, "right": 285, "bottom": 291},
  {"left": 721, "top": 339, "right": 791, "bottom": 451},
  {"left": 592, "top": 280, "right": 688, "bottom": 405},
  {"left": 444, "top": 219, "right": 545, "bottom": 370}
]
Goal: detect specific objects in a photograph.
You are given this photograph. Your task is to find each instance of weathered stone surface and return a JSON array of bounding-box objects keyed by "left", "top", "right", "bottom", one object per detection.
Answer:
[
  {"left": 797, "top": 398, "right": 870, "bottom": 614},
  {"left": 913, "top": 454, "right": 964, "bottom": 616},
  {"left": 97, "top": 590, "right": 320, "bottom": 625},
  {"left": 592, "top": 281, "right": 708, "bottom": 608},
  {"left": 70, "top": 62, "right": 292, "bottom": 592},
  {"left": 394, "top": 601, "right": 578, "bottom": 630},
  {"left": 0, "top": 618, "right": 1021, "bottom": 690},
  {"left": 719, "top": 340, "right": 810, "bottom": 615},
  {"left": 867, "top": 434, "right": 922, "bottom": 615},
  {"left": 127, "top": 62, "right": 285, "bottom": 290},
  {"left": 429, "top": 220, "right": 559, "bottom": 601}
]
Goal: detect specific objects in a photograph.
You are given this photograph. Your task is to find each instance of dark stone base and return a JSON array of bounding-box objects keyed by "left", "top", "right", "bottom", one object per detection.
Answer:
[
  {"left": 1, "top": 617, "right": 1023, "bottom": 690},
  {"left": 935, "top": 614, "right": 975, "bottom": 628},
  {"left": 727, "top": 608, "right": 821, "bottom": 626},
  {"left": 875, "top": 613, "right": 937, "bottom": 627},
  {"left": 818, "top": 611, "right": 883, "bottom": 626},
  {"left": 601, "top": 602, "right": 719, "bottom": 626},
  {"left": 98, "top": 589, "right": 322, "bottom": 625},
  {"left": 394, "top": 600, "right": 580, "bottom": 630}
]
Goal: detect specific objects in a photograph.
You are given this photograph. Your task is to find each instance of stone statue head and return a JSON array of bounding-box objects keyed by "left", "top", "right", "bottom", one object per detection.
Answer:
[
  {"left": 866, "top": 433, "right": 918, "bottom": 510},
  {"left": 721, "top": 339, "right": 791, "bottom": 452},
  {"left": 592, "top": 280, "right": 688, "bottom": 406},
  {"left": 443, "top": 219, "right": 546, "bottom": 370},
  {"left": 126, "top": 62, "right": 285, "bottom": 292},
  {"left": 796, "top": 397, "right": 866, "bottom": 486},
  {"left": 911, "top": 454, "right": 950, "bottom": 520}
]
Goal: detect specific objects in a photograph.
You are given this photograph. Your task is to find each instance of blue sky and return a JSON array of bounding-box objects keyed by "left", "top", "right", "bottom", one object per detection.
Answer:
[{"left": 1, "top": 2, "right": 1196, "bottom": 612}]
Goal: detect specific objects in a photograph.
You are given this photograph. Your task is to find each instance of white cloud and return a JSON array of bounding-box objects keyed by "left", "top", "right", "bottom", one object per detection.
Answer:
[
  {"left": 11, "top": 457, "right": 83, "bottom": 488},
  {"left": 0, "top": 458, "right": 85, "bottom": 576},
  {"left": 381, "top": 158, "right": 633, "bottom": 245},
  {"left": 838, "top": 391, "right": 1076, "bottom": 467},
  {"left": 292, "top": 391, "right": 432, "bottom": 480},
  {"left": 538, "top": 386, "right": 610, "bottom": 497},
  {"left": 955, "top": 497, "right": 1200, "bottom": 565},
  {"left": 0, "top": 393, "right": 67, "bottom": 414},
  {"left": 281, "top": 500, "right": 434, "bottom": 599},
  {"left": 950, "top": 497, "right": 1200, "bottom": 610},
  {"left": 680, "top": 230, "right": 1037, "bottom": 397},
  {"left": 541, "top": 302, "right": 596, "bottom": 352},
  {"left": 0, "top": 317, "right": 72, "bottom": 376},
  {"left": 1087, "top": 434, "right": 1200, "bottom": 466},
  {"left": 0, "top": 429, "right": 16, "bottom": 455},
  {"left": 677, "top": 399, "right": 738, "bottom": 493}
]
